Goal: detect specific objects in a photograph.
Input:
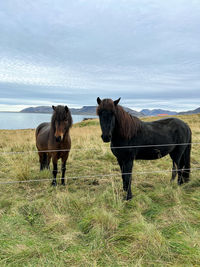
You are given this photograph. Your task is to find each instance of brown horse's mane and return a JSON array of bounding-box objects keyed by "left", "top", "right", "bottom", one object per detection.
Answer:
[{"left": 97, "top": 99, "right": 142, "bottom": 139}]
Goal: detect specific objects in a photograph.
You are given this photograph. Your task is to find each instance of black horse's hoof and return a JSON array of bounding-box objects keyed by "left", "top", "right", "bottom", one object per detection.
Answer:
[
  {"left": 123, "top": 186, "right": 128, "bottom": 191},
  {"left": 61, "top": 182, "right": 66, "bottom": 186},
  {"left": 178, "top": 179, "right": 183, "bottom": 186},
  {"left": 126, "top": 194, "right": 132, "bottom": 201}
]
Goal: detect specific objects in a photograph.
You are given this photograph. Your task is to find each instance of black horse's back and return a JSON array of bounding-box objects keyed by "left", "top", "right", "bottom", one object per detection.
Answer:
[{"left": 134, "top": 117, "right": 191, "bottom": 160}]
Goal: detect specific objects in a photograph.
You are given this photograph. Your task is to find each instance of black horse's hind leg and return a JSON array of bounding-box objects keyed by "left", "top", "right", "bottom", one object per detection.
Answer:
[
  {"left": 61, "top": 159, "right": 67, "bottom": 185},
  {"left": 170, "top": 147, "right": 186, "bottom": 185},
  {"left": 52, "top": 158, "right": 58, "bottom": 186},
  {"left": 170, "top": 161, "right": 177, "bottom": 182},
  {"left": 181, "top": 144, "right": 191, "bottom": 183}
]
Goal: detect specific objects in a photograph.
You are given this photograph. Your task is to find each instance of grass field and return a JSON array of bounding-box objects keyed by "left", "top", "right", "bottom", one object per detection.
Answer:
[{"left": 0, "top": 114, "right": 200, "bottom": 266}]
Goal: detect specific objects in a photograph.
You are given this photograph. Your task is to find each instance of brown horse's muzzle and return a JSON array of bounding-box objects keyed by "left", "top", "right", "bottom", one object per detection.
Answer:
[
  {"left": 55, "top": 126, "right": 64, "bottom": 142},
  {"left": 55, "top": 136, "right": 62, "bottom": 142}
]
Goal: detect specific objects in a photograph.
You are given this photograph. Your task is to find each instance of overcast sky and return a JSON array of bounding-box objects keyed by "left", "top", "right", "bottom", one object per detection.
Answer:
[{"left": 0, "top": 0, "right": 200, "bottom": 111}]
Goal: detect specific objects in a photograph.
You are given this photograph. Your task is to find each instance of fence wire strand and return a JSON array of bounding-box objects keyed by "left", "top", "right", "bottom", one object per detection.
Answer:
[
  {"left": 0, "top": 167, "right": 200, "bottom": 185},
  {"left": 0, "top": 142, "right": 200, "bottom": 155}
]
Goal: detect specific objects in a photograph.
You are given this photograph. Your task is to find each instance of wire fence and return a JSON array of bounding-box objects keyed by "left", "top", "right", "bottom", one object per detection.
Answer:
[
  {"left": 0, "top": 167, "right": 200, "bottom": 185},
  {"left": 0, "top": 141, "right": 199, "bottom": 185},
  {"left": 0, "top": 142, "right": 199, "bottom": 155}
]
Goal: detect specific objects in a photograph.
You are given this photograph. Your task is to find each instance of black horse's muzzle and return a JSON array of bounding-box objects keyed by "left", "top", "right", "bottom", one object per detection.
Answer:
[{"left": 101, "top": 134, "right": 111, "bottom": 143}]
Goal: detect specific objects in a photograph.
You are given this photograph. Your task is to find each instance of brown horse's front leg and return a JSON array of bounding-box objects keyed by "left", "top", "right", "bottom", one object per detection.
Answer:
[
  {"left": 61, "top": 160, "right": 66, "bottom": 185},
  {"left": 52, "top": 158, "right": 58, "bottom": 186}
]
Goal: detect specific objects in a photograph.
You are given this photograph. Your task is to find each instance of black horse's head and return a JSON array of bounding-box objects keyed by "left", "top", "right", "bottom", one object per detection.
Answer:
[
  {"left": 96, "top": 97, "right": 121, "bottom": 142},
  {"left": 52, "top": 105, "right": 72, "bottom": 142}
]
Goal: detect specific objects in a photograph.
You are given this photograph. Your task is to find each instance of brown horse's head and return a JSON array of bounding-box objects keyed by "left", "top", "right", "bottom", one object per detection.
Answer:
[{"left": 51, "top": 105, "right": 72, "bottom": 142}]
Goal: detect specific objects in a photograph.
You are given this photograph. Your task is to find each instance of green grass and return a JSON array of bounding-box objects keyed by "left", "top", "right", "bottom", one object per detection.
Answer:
[{"left": 0, "top": 115, "right": 200, "bottom": 266}]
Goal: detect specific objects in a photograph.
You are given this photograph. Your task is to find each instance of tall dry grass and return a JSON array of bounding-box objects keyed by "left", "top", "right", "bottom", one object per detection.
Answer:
[{"left": 0, "top": 115, "right": 200, "bottom": 266}]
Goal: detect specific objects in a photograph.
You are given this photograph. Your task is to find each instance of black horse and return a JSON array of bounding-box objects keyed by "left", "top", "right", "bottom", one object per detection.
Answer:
[{"left": 97, "top": 97, "right": 192, "bottom": 200}]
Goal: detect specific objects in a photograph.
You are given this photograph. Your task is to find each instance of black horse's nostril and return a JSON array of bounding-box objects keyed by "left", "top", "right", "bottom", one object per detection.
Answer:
[{"left": 56, "top": 136, "right": 61, "bottom": 142}]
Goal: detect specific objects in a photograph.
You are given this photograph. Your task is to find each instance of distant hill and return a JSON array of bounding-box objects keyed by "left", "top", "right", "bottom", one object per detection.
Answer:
[
  {"left": 123, "top": 107, "right": 144, "bottom": 117},
  {"left": 20, "top": 105, "right": 200, "bottom": 117},
  {"left": 141, "top": 109, "right": 177, "bottom": 116},
  {"left": 70, "top": 106, "right": 97, "bottom": 115},
  {"left": 20, "top": 105, "right": 144, "bottom": 117},
  {"left": 20, "top": 106, "right": 52, "bottom": 113},
  {"left": 178, "top": 107, "right": 200, "bottom": 115}
]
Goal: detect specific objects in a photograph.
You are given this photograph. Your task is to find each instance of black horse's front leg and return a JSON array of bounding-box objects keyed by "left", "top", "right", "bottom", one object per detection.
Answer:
[
  {"left": 117, "top": 158, "right": 126, "bottom": 191},
  {"left": 121, "top": 160, "right": 133, "bottom": 200},
  {"left": 52, "top": 160, "right": 58, "bottom": 186}
]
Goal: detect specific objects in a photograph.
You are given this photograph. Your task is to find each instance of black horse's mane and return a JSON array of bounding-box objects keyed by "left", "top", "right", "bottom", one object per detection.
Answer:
[
  {"left": 116, "top": 105, "right": 142, "bottom": 139},
  {"left": 97, "top": 99, "right": 142, "bottom": 139}
]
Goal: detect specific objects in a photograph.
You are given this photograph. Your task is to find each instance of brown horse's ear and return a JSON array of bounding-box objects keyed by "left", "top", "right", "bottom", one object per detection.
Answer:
[
  {"left": 65, "top": 106, "right": 69, "bottom": 112},
  {"left": 52, "top": 105, "right": 56, "bottom": 111},
  {"left": 114, "top": 98, "right": 121, "bottom": 106},
  {"left": 97, "top": 97, "right": 102, "bottom": 105}
]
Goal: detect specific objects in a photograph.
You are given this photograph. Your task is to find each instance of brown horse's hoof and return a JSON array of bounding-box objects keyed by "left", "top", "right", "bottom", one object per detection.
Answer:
[{"left": 51, "top": 181, "right": 57, "bottom": 186}]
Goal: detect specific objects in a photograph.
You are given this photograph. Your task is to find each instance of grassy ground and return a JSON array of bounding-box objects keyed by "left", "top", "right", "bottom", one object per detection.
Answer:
[{"left": 0, "top": 114, "right": 200, "bottom": 266}]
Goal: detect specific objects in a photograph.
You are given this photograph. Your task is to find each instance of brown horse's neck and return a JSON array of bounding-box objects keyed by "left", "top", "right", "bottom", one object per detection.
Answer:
[{"left": 115, "top": 105, "right": 142, "bottom": 139}]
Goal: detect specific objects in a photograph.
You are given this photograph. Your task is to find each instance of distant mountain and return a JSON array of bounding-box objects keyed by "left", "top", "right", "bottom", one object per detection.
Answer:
[
  {"left": 141, "top": 109, "right": 177, "bottom": 116},
  {"left": 178, "top": 107, "right": 200, "bottom": 115},
  {"left": 20, "top": 105, "right": 200, "bottom": 117},
  {"left": 20, "top": 105, "right": 144, "bottom": 117},
  {"left": 123, "top": 107, "right": 144, "bottom": 117},
  {"left": 20, "top": 106, "right": 52, "bottom": 113},
  {"left": 70, "top": 106, "right": 97, "bottom": 115}
]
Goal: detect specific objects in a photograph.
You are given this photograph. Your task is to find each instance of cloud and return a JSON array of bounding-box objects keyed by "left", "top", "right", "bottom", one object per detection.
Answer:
[{"left": 0, "top": 0, "right": 199, "bottom": 111}]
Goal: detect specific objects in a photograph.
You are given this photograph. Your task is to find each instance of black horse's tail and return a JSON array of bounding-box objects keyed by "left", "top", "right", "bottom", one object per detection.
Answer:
[{"left": 181, "top": 129, "right": 192, "bottom": 182}]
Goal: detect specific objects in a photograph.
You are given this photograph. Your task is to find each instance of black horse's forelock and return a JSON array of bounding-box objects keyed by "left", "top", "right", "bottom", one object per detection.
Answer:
[{"left": 96, "top": 99, "right": 116, "bottom": 115}]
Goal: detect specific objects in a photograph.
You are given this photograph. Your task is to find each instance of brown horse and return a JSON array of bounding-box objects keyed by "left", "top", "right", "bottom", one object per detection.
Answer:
[{"left": 36, "top": 105, "right": 72, "bottom": 186}]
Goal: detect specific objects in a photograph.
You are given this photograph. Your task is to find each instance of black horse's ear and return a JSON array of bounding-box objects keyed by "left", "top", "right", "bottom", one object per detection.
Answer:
[
  {"left": 52, "top": 105, "right": 56, "bottom": 110},
  {"left": 97, "top": 97, "right": 102, "bottom": 105},
  {"left": 65, "top": 106, "right": 69, "bottom": 112},
  {"left": 114, "top": 98, "right": 121, "bottom": 106}
]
